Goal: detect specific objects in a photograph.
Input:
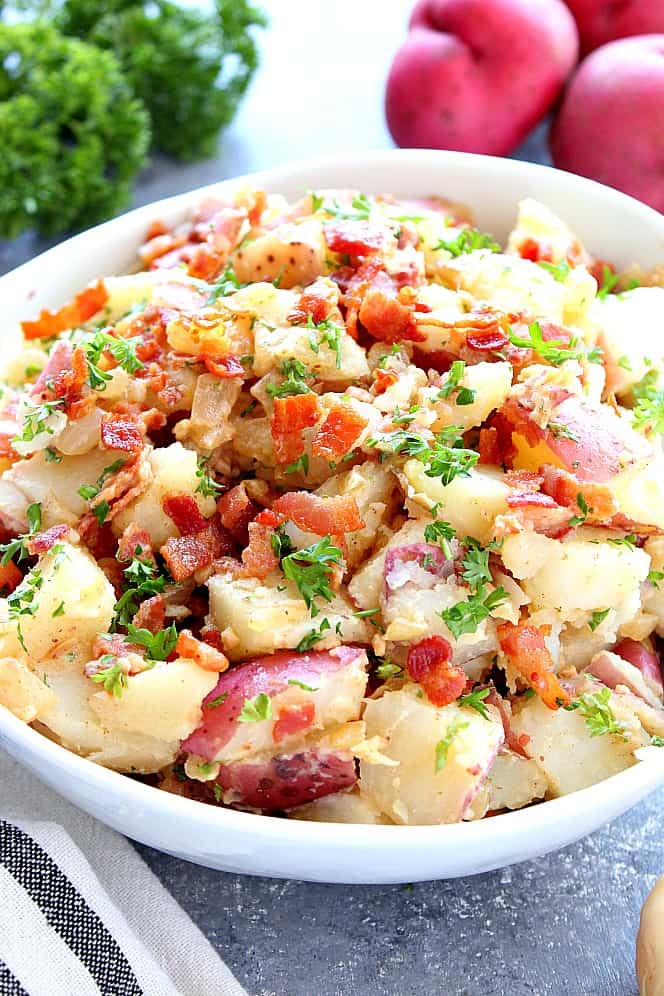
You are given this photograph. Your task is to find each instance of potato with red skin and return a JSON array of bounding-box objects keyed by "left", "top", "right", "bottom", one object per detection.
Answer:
[
  {"left": 385, "top": 0, "right": 578, "bottom": 155},
  {"left": 550, "top": 36, "right": 664, "bottom": 213},
  {"left": 564, "top": 0, "right": 664, "bottom": 55}
]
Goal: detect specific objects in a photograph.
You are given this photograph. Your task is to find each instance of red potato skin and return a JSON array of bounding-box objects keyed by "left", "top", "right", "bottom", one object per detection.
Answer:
[
  {"left": 216, "top": 749, "right": 357, "bottom": 811},
  {"left": 550, "top": 36, "right": 664, "bottom": 213},
  {"left": 564, "top": 0, "right": 664, "bottom": 55},
  {"left": 385, "top": 0, "right": 579, "bottom": 155}
]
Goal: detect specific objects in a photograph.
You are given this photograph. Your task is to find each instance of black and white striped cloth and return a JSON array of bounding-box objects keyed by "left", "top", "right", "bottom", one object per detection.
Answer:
[{"left": 0, "top": 754, "right": 247, "bottom": 996}]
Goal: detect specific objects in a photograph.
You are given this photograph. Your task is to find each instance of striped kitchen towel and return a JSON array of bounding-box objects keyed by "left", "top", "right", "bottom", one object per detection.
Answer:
[{"left": 0, "top": 753, "right": 247, "bottom": 996}]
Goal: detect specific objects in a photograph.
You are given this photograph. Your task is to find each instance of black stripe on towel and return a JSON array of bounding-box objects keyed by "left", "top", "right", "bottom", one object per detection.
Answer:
[
  {"left": 0, "top": 958, "right": 29, "bottom": 996},
  {"left": 0, "top": 821, "right": 143, "bottom": 996}
]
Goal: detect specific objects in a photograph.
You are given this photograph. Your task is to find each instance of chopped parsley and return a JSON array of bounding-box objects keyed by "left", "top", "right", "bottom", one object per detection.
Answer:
[
  {"left": 458, "top": 686, "right": 491, "bottom": 720},
  {"left": 206, "top": 264, "right": 244, "bottom": 303},
  {"left": 126, "top": 623, "right": 178, "bottom": 661},
  {"left": 588, "top": 608, "right": 611, "bottom": 632},
  {"left": 83, "top": 330, "right": 144, "bottom": 389},
  {"left": 434, "top": 718, "right": 470, "bottom": 772},
  {"left": 281, "top": 536, "right": 343, "bottom": 617},
  {"left": 439, "top": 586, "right": 507, "bottom": 640},
  {"left": 564, "top": 686, "right": 627, "bottom": 740},
  {"left": 207, "top": 692, "right": 228, "bottom": 709},
  {"left": 305, "top": 315, "right": 343, "bottom": 369},
  {"left": 647, "top": 569, "right": 664, "bottom": 588},
  {"left": 632, "top": 376, "right": 664, "bottom": 435},
  {"left": 651, "top": 736, "right": 664, "bottom": 747},
  {"left": 321, "top": 192, "right": 372, "bottom": 222},
  {"left": 113, "top": 551, "right": 168, "bottom": 630},
  {"left": 90, "top": 658, "right": 128, "bottom": 698},
  {"left": 92, "top": 500, "right": 110, "bottom": 526},
  {"left": 288, "top": 678, "right": 319, "bottom": 692},
  {"left": 434, "top": 228, "right": 501, "bottom": 257},
  {"left": 596, "top": 265, "right": 620, "bottom": 300},
  {"left": 436, "top": 360, "right": 476, "bottom": 406},
  {"left": 265, "top": 358, "right": 314, "bottom": 399},
  {"left": 0, "top": 502, "right": 42, "bottom": 566},
  {"left": 507, "top": 320, "right": 597, "bottom": 366},
  {"left": 44, "top": 447, "right": 62, "bottom": 464},
  {"left": 374, "top": 659, "right": 403, "bottom": 680},
  {"left": 424, "top": 428, "right": 479, "bottom": 486},
  {"left": 460, "top": 538, "right": 493, "bottom": 590},
  {"left": 195, "top": 455, "right": 223, "bottom": 498},
  {"left": 12, "top": 399, "right": 64, "bottom": 445},
  {"left": 295, "top": 617, "right": 339, "bottom": 652},
  {"left": 352, "top": 606, "right": 384, "bottom": 631},
  {"left": 548, "top": 421, "right": 579, "bottom": 442},
  {"left": 366, "top": 430, "right": 430, "bottom": 460},
  {"left": 78, "top": 459, "right": 126, "bottom": 502},
  {"left": 283, "top": 453, "right": 310, "bottom": 476},
  {"left": 51, "top": 601, "right": 65, "bottom": 618},
  {"left": 423, "top": 520, "right": 456, "bottom": 560},
  {"left": 270, "top": 524, "right": 294, "bottom": 560},
  {"left": 568, "top": 493, "right": 590, "bottom": 528},
  {"left": 607, "top": 534, "right": 637, "bottom": 550},
  {"left": 537, "top": 259, "right": 571, "bottom": 283},
  {"left": 238, "top": 692, "right": 272, "bottom": 723}
]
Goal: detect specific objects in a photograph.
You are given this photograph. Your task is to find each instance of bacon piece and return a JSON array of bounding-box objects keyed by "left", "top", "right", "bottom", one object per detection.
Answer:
[
  {"left": 497, "top": 621, "right": 569, "bottom": 709},
  {"left": 95, "top": 453, "right": 150, "bottom": 523},
  {"left": 117, "top": 524, "right": 155, "bottom": 564},
  {"left": 31, "top": 342, "right": 89, "bottom": 416},
  {"left": 132, "top": 594, "right": 165, "bottom": 634},
  {"left": 176, "top": 629, "right": 229, "bottom": 672},
  {"left": 161, "top": 520, "right": 233, "bottom": 582},
  {"left": 336, "top": 256, "right": 383, "bottom": 339},
  {"left": 406, "top": 635, "right": 466, "bottom": 707},
  {"left": 359, "top": 280, "right": 426, "bottom": 344},
  {"left": 518, "top": 238, "right": 553, "bottom": 263},
  {"left": 199, "top": 625, "right": 226, "bottom": 652},
  {"left": 540, "top": 466, "right": 617, "bottom": 523},
  {"left": 25, "top": 524, "right": 69, "bottom": 556},
  {"left": 613, "top": 638, "right": 663, "bottom": 695},
  {"left": 76, "top": 514, "right": 117, "bottom": 559},
  {"left": 273, "top": 701, "right": 316, "bottom": 743},
  {"left": 498, "top": 470, "right": 572, "bottom": 539},
  {"left": 486, "top": 689, "right": 531, "bottom": 759},
  {"left": 217, "top": 483, "right": 258, "bottom": 544},
  {"left": 162, "top": 494, "right": 209, "bottom": 536},
  {"left": 478, "top": 427, "right": 502, "bottom": 466},
  {"left": 271, "top": 393, "right": 320, "bottom": 465},
  {"left": 310, "top": 406, "right": 367, "bottom": 461},
  {"left": 100, "top": 413, "right": 144, "bottom": 453},
  {"left": 241, "top": 519, "right": 279, "bottom": 580},
  {"left": 272, "top": 491, "right": 364, "bottom": 537},
  {"left": 372, "top": 368, "right": 399, "bottom": 395},
  {"left": 202, "top": 354, "right": 244, "bottom": 379},
  {"left": 287, "top": 284, "right": 334, "bottom": 325},
  {"left": 187, "top": 244, "right": 225, "bottom": 281},
  {"left": 93, "top": 632, "right": 131, "bottom": 660},
  {"left": 0, "top": 561, "right": 22, "bottom": 595},
  {"left": 21, "top": 280, "right": 108, "bottom": 340},
  {"left": 324, "top": 220, "right": 387, "bottom": 256},
  {"left": 466, "top": 326, "right": 510, "bottom": 353}
]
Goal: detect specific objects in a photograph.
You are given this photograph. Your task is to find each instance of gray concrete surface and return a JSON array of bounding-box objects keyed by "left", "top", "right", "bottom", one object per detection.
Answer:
[{"left": 1, "top": 2, "right": 661, "bottom": 992}]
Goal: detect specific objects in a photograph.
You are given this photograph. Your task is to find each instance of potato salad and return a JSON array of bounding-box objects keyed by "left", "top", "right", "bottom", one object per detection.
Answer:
[{"left": 1, "top": 188, "right": 663, "bottom": 825}]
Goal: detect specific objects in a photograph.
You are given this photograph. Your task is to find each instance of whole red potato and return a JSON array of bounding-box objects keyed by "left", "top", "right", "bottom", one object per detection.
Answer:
[
  {"left": 550, "top": 35, "right": 664, "bottom": 213},
  {"left": 385, "top": 0, "right": 579, "bottom": 156},
  {"left": 564, "top": 0, "right": 664, "bottom": 55}
]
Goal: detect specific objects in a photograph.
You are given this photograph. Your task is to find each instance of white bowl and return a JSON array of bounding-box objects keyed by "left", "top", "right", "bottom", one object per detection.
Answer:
[{"left": 1, "top": 150, "right": 664, "bottom": 884}]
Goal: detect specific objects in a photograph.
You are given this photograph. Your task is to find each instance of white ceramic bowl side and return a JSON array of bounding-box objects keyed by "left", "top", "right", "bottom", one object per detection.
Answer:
[{"left": 1, "top": 150, "right": 663, "bottom": 884}]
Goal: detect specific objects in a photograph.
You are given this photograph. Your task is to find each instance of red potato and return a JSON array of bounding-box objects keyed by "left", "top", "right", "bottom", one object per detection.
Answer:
[
  {"left": 550, "top": 36, "right": 664, "bottom": 213},
  {"left": 385, "top": 0, "right": 579, "bottom": 155},
  {"left": 181, "top": 647, "right": 368, "bottom": 763},
  {"left": 216, "top": 748, "right": 357, "bottom": 811},
  {"left": 564, "top": 0, "right": 664, "bottom": 55}
]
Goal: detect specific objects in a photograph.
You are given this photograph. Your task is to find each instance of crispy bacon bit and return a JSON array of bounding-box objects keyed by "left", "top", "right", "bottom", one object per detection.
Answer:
[
  {"left": 187, "top": 244, "right": 225, "bottom": 281},
  {"left": 287, "top": 284, "right": 334, "bottom": 325},
  {"left": 176, "top": 629, "right": 230, "bottom": 672},
  {"left": 217, "top": 483, "right": 258, "bottom": 544},
  {"left": 324, "top": 220, "right": 387, "bottom": 256},
  {"left": 162, "top": 494, "right": 209, "bottom": 536},
  {"left": 203, "top": 354, "right": 245, "bottom": 379},
  {"left": 21, "top": 280, "right": 109, "bottom": 340},
  {"left": 499, "top": 470, "right": 571, "bottom": 538},
  {"left": 336, "top": 256, "right": 383, "bottom": 339},
  {"left": 466, "top": 326, "right": 510, "bottom": 353},
  {"left": 94, "top": 453, "right": 150, "bottom": 523},
  {"left": 145, "top": 219, "right": 168, "bottom": 241},
  {"left": 540, "top": 466, "right": 617, "bottom": 523},
  {"left": 518, "top": 238, "right": 553, "bottom": 263},
  {"left": 273, "top": 701, "right": 316, "bottom": 743},
  {"left": 271, "top": 394, "right": 320, "bottom": 465},
  {"left": 478, "top": 427, "right": 502, "bottom": 466},
  {"left": 76, "top": 513, "right": 118, "bottom": 559},
  {"left": 359, "top": 279, "right": 426, "bottom": 344},
  {"left": 199, "top": 625, "right": 226, "bottom": 652},
  {"left": 372, "top": 368, "right": 399, "bottom": 395},
  {"left": 311, "top": 405, "right": 367, "bottom": 460},
  {"left": 497, "top": 621, "right": 569, "bottom": 709},
  {"left": 31, "top": 342, "right": 90, "bottom": 417},
  {"left": 0, "top": 561, "right": 22, "bottom": 595},
  {"left": 241, "top": 520, "right": 279, "bottom": 580},
  {"left": 254, "top": 508, "right": 282, "bottom": 528},
  {"left": 486, "top": 689, "right": 531, "bottom": 759},
  {"left": 25, "top": 524, "right": 69, "bottom": 556},
  {"left": 406, "top": 635, "right": 465, "bottom": 707},
  {"left": 100, "top": 413, "right": 144, "bottom": 453},
  {"left": 132, "top": 594, "right": 166, "bottom": 634},
  {"left": 161, "top": 520, "right": 232, "bottom": 582},
  {"left": 272, "top": 491, "right": 365, "bottom": 536}
]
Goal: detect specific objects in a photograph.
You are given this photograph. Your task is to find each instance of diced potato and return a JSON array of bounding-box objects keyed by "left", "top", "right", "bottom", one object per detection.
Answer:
[
  {"left": 0, "top": 656, "right": 56, "bottom": 722},
  {"left": 18, "top": 542, "right": 116, "bottom": 662},
  {"left": 506, "top": 198, "right": 589, "bottom": 265},
  {"left": 592, "top": 288, "right": 664, "bottom": 395},
  {"left": 411, "top": 282, "right": 467, "bottom": 352},
  {"left": 253, "top": 316, "right": 369, "bottom": 382},
  {"left": 423, "top": 361, "right": 512, "bottom": 432},
  {"left": 112, "top": 442, "right": 215, "bottom": 546},
  {"left": 90, "top": 658, "right": 217, "bottom": 741},
  {"left": 289, "top": 787, "right": 393, "bottom": 824},
  {"left": 442, "top": 251, "right": 566, "bottom": 323},
  {"left": 403, "top": 461, "right": 510, "bottom": 544},
  {"left": 316, "top": 461, "right": 398, "bottom": 569},
  {"left": 2, "top": 448, "right": 114, "bottom": 528},
  {"left": 501, "top": 531, "right": 649, "bottom": 626},
  {"left": 643, "top": 536, "right": 664, "bottom": 635},
  {"left": 511, "top": 693, "right": 646, "bottom": 796},
  {"left": 3, "top": 346, "right": 48, "bottom": 387},
  {"left": 208, "top": 573, "right": 371, "bottom": 660},
  {"left": 360, "top": 685, "right": 504, "bottom": 825},
  {"left": 607, "top": 452, "right": 664, "bottom": 531},
  {"left": 467, "top": 750, "right": 547, "bottom": 819},
  {"left": 233, "top": 220, "right": 326, "bottom": 289},
  {"left": 102, "top": 270, "right": 204, "bottom": 323}
]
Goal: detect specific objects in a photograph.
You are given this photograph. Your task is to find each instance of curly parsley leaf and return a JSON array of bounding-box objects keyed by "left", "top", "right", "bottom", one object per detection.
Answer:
[
  {"left": 588, "top": 608, "right": 611, "bottom": 632},
  {"left": 195, "top": 455, "right": 223, "bottom": 498},
  {"left": 537, "top": 259, "right": 571, "bottom": 283},
  {"left": 440, "top": 586, "right": 507, "bottom": 640},
  {"left": 0, "top": 502, "right": 42, "bottom": 567},
  {"left": 436, "top": 360, "right": 476, "bottom": 406},
  {"left": 90, "top": 658, "right": 128, "bottom": 698},
  {"left": 126, "top": 622, "right": 177, "bottom": 661},
  {"left": 564, "top": 686, "right": 628, "bottom": 740},
  {"left": 568, "top": 493, "right": 590, "bottom": 528},
  {"left": 281, "top": 536, "right": 343, "bottom": 617},
  {"left": 423, "top": 520, "right": 456, "bottom": 560},
  {"left": 305, "top": 316, "right": 343, "bottom": 369},
  {"left": 597, "top": 265, "right": 620, "bottom": 300},
  {"left": 458, "top": 686, "right": 491, "bottom": 720},
  {"left": 238, "top": 692, "right": 272, "bottom": 723},
  {"left": 433, "top": 228, "right": 501, "bottom": 257},
  {"left": 265, "top": 358, "right": 314, "bottom": 399},
  {"left": 434, "top": 718, "right": 470, "bottom": 772}
]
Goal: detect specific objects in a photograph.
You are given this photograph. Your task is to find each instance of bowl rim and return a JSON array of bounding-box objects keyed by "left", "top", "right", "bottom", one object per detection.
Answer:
[{"left": 1, "top": 148, "right": 664, "bottom": 842}]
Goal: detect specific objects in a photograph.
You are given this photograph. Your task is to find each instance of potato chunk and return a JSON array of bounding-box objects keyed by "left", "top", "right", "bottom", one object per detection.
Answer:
[
  {"left": 233, "top": 220, "right": 326, "bottom": 288},
  {"left": 360, "top": 685, "right": 504, "bottom": 825},
  {"left": 0, "top": 656, "right": 56, "bottom": 722},
  {"left": 403, "top": 461, "right": 510, "bottom": 544}
]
